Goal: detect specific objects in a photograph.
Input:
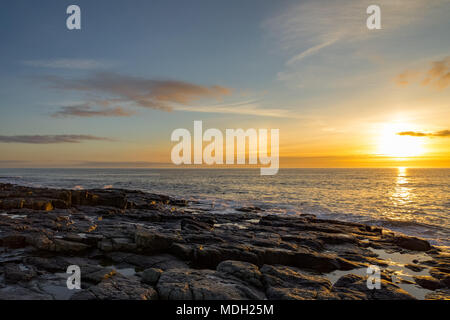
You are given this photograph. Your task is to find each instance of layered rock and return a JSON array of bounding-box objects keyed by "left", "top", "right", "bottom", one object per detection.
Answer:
[{"left": 0, "top": 183, "right": 448, "bottom": 300}]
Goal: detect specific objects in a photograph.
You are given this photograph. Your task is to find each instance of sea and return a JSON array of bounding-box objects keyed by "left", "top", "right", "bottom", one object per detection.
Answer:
[{"left": 0, "top": 168, "right": 448, "bottom": 246}]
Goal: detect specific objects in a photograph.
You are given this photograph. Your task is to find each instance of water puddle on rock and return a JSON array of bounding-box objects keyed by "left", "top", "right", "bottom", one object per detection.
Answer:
[
  {"left": 369, "top": 248, "right": 433, "bottom": 299},
  {"left": 326, "top": 248, "right": 434, "bottom": 299}
]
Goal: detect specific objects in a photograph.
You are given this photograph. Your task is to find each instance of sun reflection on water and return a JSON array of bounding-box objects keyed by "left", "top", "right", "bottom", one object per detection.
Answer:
[{"left": 392, "top": 167, "right": 410, "bottom": 206}]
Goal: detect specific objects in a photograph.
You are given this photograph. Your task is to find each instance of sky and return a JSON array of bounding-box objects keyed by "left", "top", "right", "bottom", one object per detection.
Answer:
[{"left": 0, "top": 0, "right": 449, "bottom": 168}]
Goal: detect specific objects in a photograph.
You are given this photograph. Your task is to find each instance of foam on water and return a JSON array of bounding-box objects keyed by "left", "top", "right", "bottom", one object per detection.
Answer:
[{"left": 0, "top": 168, "right": 448, "bottom": 246}]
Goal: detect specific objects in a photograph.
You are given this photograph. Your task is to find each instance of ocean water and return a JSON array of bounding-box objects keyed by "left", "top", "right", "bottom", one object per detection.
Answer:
[{"left": 0, "top": 168, "right": 448, "bottom": 246}]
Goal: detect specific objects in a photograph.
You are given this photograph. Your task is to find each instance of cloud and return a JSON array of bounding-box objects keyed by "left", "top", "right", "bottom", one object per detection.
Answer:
[
  {"left": 397, "top": 130, "right": 450, "bottom": 137},
  {"left": 0, "top": 135, "right": 115, "bottom": 144},
  {"left": 395, "top": 70, "right": 420, "bottom": 86},
  {"left": 266, "top": 0, "right": 437, "bottom": 65},
  {"left": 51, "top": 104, "right": 134, "bottom": 118},
  {"left": 286, "top": 38, "right": 338, "bottom": 66},
  {"left": 23, "top": 59, "right": 108, "bottom": 70},
  {"left": 173, "top": 100, "right": 290, "bottom": 118},
  {"left": 44, "top": 72, "right": 232, "bottom": 112},
  {"left": 396, "top": 57, "right": 450, "bottom": 89},
  {"left": 422, "top": 57, "right": 450, "bottom": 89}
]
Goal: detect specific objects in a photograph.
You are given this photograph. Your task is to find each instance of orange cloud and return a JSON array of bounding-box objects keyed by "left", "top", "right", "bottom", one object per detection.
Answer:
[
  {"left": 44, "top": 72, "right": 232, "bottom": 113},
  {"left": 396, "top": 56, "right": 450, "bottom": 89},
  {"left": 397, "top": 130, "right": 450, "bottom": 137}
]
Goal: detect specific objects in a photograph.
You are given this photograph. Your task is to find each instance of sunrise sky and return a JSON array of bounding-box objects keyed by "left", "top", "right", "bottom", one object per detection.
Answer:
[{"left": 0, "top": 0, "right": 449, "bottom": 168}]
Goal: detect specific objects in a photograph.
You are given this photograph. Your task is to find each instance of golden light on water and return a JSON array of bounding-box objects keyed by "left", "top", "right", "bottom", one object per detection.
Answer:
[
  {"left": 392, "top": 167, "right": 410, "bottom": 207},
  {"left": 376, "top": 123, "right": 426, "bottom": 158}
]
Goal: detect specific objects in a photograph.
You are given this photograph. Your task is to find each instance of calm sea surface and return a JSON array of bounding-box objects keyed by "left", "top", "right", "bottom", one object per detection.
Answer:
[{"left": 0, "top": 168, "right": 448, "bottom": 246}]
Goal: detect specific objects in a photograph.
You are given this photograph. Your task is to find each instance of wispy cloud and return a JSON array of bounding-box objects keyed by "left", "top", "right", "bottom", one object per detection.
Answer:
[
  {"left": 398, "top": 130, "right": 450, "bottom": 137},
  {"left": 43, "top": 72, "right": 232, "bottom": 113},
  {"left": 173, "top": 100, "right": 290, "bottom": 118},
  {"left": 0, "top": 135, "right": 114, "bottom": 144},
  {"left": 51, "top": 104, "right": 134, "bottom": 118},
  {"left": 286, "top": 38, "right": 338, "bottom": 65},
  {"left": 396, "top": 56, "right": 450, "bottom": 89},
  {"left": 266, "top": 0, "right": 446, "bottom": 87},
  {"left": 23, "top": 59, "right": 108, "bottom": 70},
  {"left": 267, "top": 0, "right": 440, "bottom": 64}
]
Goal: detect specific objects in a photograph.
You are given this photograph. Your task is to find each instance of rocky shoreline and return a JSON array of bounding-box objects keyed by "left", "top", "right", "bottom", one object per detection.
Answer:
[{"left": 0, "top": 183, "right": 448, "bottom": 300}]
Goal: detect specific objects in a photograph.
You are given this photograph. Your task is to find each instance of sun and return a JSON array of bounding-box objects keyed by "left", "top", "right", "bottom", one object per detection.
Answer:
[{"left": 376, "top": 123, "right": 426, "bottom": 158}]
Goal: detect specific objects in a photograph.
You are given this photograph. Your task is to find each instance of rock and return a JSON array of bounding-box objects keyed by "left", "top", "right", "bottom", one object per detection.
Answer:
[
  {"left": 394, "top": 235, "right": 431, "bottom": 251},
  {"left": 157, "top": 268, "right": 265, "bottom": 300},
  {"left": 53, "top": 239, "right": 90, "bottom": 253},
  {"left": 83, "top": 267, "right": 117, "bottom": 284},
  {"left": 0, "top": 235, "right": 27, "bottom": 249},
  {"left": 237, "top": 206, "right": 262, "bottom": 213},
  {"left": 265, "top": 287, "right": 317, "bottom": 300},
  {"left": 141, "top": 268, "right": 163, "bottom": 285},
  {"left": 135, "top": 229, "right": 177, "bottom": 252},
  {"left": 261, "top": 264, "right": 332, "bottom": 299},
  {"left": 0, "top": 183, "right": 448, "bottom": 300},
  {"left": 106, "top": 252, "right": 188, "bottom": 270},
  {"left": 425, "top": 289, "right": 450, "bottom": 300},
  {"left": 98, "top": 239, "right": 114, "bottom": 252},
  {"left": 0, "top": 286, "right": 52, "bottom": 300},
  {"left": 0, "top": 199, "right": 24, "bottom": 210},
  {"left": 317, "top": 233, "right": 358, "bottom": 245},
  {"left": 26, "top": 234, "right": 55, "bottom": 251},
  {"left": 332, "top": 274, "right": 415, "bottom": 300},
  {"left": 111, "top": 238, "right": 137, "bottom": 251},
  {"left": 71, "top": 273, "right": 158, "bottom": 300},
  {"left": 263, "top": 248, "right": 340, "bottom": 273},
  {"left": 170, "top": 243, "right": 194, "bottom": 260},
  {"left": 217, "top": 260, "right": 263, "bottom": 288},
  {"left": 404, "top": 264, "right": 426, "bottom": 272},
  {"left": 181, "top": 218, "right": 214, "bottom": 232},
  {"left": 414, "top": 276, "right": 444, "bottom": 290},
  {"left": 3, "top": 263, "right": 37, "bottom": 284}
]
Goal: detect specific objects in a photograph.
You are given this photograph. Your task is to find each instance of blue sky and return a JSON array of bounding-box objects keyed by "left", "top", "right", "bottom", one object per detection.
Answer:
[{"left": 0, "top": 0, "right": 449, "bottom": 167}]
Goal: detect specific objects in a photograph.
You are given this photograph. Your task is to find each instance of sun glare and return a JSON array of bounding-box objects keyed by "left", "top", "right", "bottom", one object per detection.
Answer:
[{"left": 376, "top": 123, "right": 426, "bottom": 158}]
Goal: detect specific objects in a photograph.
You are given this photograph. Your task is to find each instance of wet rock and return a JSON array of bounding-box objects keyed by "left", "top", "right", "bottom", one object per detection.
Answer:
[
  {"left": 263, "top": 248, "right": 340, "bottom": 273},
  {"left": 331, "top": 274, "right": 415, "bottom": 300},
  {"left": 404, "top": 264, "right": 426, "bottom": 272},
  {"left": 111, "top": 238, "right": 137, "bottom": 251},
  {"left": 0, "top": 234, "right": 27, "bottom": 249},
  {"left": 170, "top": 243, "right": 194, "bottom": 260},
  {"left": 141, "top": 268, "right": 163, "bottom": 285},
  {"left": 237, "top": 206, "right": 262, "bottom": 213},
  {"left": 53, "top": 239, "right": 90, "bottom": 253},
  {"left": 71, "top": 273, "right": 158, "bottom": 300},
  {"left": 261, "top": 264, "right": 332, "bottom": 300},
  {"left": 0, "top": 286, "right": 53, "bottom": 300},
  {"left": 3, "top": 263, "right": 37, "bottom": 284},
  {"left": 217, "top": 260, "right": 263, "bottom": 288},
  {"left": 157, "top": 268, "right": 265, "bottom": 300},
  {"left": 394, "top": 235, "right": 431, "bottom": 251},
  {"left": 0, "top": 183, "right": 448, "bottom": 300},
  {"left": 425, "top": 289, "right": 450, "bottom": 300},
  {"left": 135, "top": 229, "right": 177, "bottom": 252},
  {"left": 414, "top": 276, "right": 444, "bottom": 290},
  {"left": 83, "top": 267, "right": 117, "bottom": 284},
  {"left": 106, "top": 252, "right": 188, "bottom": 270},
  {"left": 181, "top": 218, "right": 214, "bottom": 232}
]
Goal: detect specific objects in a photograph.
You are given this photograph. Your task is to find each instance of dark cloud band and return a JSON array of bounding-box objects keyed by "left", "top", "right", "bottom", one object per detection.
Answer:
[{"left": 0, "top": 135, "right": 114, "bottom": 144}]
